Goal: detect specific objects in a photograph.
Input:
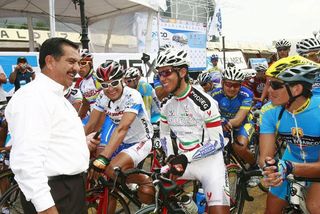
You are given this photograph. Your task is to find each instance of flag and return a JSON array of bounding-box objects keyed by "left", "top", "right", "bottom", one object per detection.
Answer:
[{"left": 208, "top": 1, "right": 222, "bottom": 37}]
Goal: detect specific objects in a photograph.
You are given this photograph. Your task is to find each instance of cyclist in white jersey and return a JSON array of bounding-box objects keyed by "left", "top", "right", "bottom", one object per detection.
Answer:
[
  {"left": 156, "top": 45, "right": 230, "bottom": 213},
  {"left": 77, "top": 49, "right": 102, "bottom": 119},
  {"left": 86, "top": 60, "right": 155, "bottom": 204},
  {"left": 64, "top": 87, "right": 82, "bottom": 111}
]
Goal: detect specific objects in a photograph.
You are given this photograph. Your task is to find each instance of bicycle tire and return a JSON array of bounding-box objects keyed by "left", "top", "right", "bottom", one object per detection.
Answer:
[
  {"left": 0, "top": 183, "right": 23, "bottom": 214},
  {"left": 228, "top": 164, "right": 245, "bottom": 214},
  {"left": 86, "top": 187, "right": 131, "bottom": 214},
  {"left": 0, "top": 169, "right": 15, "bottom": 198},
  {"left": 135, "top": 204, "right": 156, "bottom": 214}
]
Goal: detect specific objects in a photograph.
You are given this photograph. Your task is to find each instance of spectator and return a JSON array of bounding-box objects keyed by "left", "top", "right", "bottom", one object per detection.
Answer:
[
  {"left": 0, "top": 65, "right": 7, "bottom": 102},
  {"left": 5, "top": 38, "right": 99, "bottom": 214},
  {"left": 9, "top": 57, "right": 35, "bottom": 92}
]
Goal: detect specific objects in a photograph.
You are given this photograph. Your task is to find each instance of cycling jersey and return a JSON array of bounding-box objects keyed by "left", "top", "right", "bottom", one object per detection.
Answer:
[
  {"left": 312, "top": 75, "right": 320, "bottom": 95},
  {"left": 137, "top": 79, "right": 160, "bottom": 122},
  {"left": 94, "top": 86, "right": 153, "bottom": 144},
  {"left": 207, "top": 65, "right": 223, "bottom": 74},
  {"left": 210, "top": 86, "right": 253, "bottom": 122},
  {"left": 65, "top": 88, "right": 82, "bottom": 106},
  {"left": 79, "top": 69, "right": 102, "bottom": 110},
  {"left": 260, "top": 96, "right": 320, "bottom": 200},
  {"left": 242, "top": 77, "right": 266, "bottom": 98},
  {"left": 160, "top": 84, "right": 226, "bottom": 162}
]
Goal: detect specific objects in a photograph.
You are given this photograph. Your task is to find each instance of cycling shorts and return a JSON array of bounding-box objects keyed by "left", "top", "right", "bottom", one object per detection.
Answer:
[
  {"left": 178, "top": 152, "right": 230, "bottom": 206},
  {"left": 223, "top": 122, "right": 255, "bottom": 143}
]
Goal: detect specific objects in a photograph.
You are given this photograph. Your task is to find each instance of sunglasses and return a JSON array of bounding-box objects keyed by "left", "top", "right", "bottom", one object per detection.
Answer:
[
  {"left": 269, "top": 80, "right": 285, "bottom": 90},
  {"left": 101, "top": 80, "right": 121, "bottom": 89},
  {"left": 223, "top": 81, "right": 241, "bottom": 88},
  {"left": 303, "top": 51, "right": 320, "bottom": 58},
  {"left": 158, "top": 68, "right": 176, "bottom": 78},
  {"left": 125, "top": 78, "right": 136, "bottom": 83},
  {"left": 277, "top": 48, "right": 289, "bottom": 52},
  {"left": 79, "top": 61, "right": 91, "bottom": 67}
]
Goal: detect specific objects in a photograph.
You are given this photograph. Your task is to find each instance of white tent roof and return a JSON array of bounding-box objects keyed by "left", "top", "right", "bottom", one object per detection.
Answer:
[{"left": 0, "top": 0, "right": 164, "bottom": 24}]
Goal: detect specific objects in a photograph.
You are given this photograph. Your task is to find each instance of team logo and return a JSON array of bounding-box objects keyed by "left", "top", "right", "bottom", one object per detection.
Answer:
[{"left": 291, "top": 127, "right": 303, "bottom": 138}]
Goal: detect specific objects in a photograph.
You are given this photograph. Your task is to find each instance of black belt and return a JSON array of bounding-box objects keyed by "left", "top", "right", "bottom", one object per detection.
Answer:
[{"left": 48, "top": 172, "right": 85, "bottom": 181}]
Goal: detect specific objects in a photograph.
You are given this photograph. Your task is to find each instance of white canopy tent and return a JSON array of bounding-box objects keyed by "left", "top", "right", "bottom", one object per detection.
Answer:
[{"left": 0, "top": 0, "right": 166, "bottom": 51}]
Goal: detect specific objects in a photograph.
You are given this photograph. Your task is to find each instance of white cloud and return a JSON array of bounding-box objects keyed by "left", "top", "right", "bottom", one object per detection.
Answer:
[{"left": 220, "top": 0, "right": 320, "bottom": 44}]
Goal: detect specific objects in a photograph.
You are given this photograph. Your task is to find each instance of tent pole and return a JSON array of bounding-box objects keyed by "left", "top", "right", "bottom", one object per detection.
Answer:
[
  {"left": 49, "top": 0, "right": 56, "bottom": 37},
  {"left": 27, "top": 15, "right": 35, "bottom": 51},
  {"left": 79, "top": 0, "right": 89, "bottom": 49}
]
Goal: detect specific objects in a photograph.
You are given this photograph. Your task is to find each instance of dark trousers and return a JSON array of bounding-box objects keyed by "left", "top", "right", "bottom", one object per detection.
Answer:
[{"left": 20, "top": 173, "right": 87, "bottom": 214}]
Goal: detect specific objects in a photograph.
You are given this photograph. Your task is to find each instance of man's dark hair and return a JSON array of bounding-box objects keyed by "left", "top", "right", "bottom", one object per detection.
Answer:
[
  {"left": 17, "top": 57, "right": 27, "bottom": 64},
  {"left": 39, "top": 37, "right": 79, "bottom": 69}
]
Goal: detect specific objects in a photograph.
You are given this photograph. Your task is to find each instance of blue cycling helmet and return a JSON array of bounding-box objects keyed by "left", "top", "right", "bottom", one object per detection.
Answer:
[{"left": 210, "top": 54, "right": 219, "bottom": 61}]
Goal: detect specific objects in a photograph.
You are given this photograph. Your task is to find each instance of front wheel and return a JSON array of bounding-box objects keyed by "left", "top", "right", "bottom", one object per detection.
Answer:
[
  {"left": 135, "top": 204, "right": 157, "bottom": 214},
  {"left": 0, "top": 183, "right": 23, "bottom": 214},
  {"left": 227, "top": 164, "right": 245, "bottom": 214}
]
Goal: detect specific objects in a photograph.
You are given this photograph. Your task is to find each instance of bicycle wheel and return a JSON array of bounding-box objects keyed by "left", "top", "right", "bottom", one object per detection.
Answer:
[
  {"left": 0, "top": 183, "right": 23, "bottom": 214},
  {"left": 228, "top": 164, "right": 245, "bottom": 214},
  {"left": 0, "top": 169, "right": 15, "bottom": 197},
  {"left": 135, "top": 204, "right": 156, "bottom": 214},
  {"left": 86, "top": 187, "right": 131, "bottom": 214}
]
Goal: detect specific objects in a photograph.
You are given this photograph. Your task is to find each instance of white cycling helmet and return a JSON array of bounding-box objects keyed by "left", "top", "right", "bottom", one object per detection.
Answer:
[
  {"left": 242, "top": 68, "right": 257, "bottom": 79},
  {"left": 79, "top": 49, "right": 93, "bottom": 60},
  {"left": 124, "top": 67, "right": 141, "bottom": 79},
  {"left": 255, "top": 64, "right": 268, "bottom": 72},
  {"left": 296, "top": 38, "right": 320, "bottom": 55},
  {"left": 275, "top": 39, "right": 291, "bottom": 49},
  {"left": 222, "top": 66, "right": 246, "bottom": 81},
  {"left": 155, "top": 45, "right": 189, "bottom": 68}
]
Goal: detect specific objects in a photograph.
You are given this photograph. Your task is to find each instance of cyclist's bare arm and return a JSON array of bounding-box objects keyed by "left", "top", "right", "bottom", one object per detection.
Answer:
[
  {"left": 289, "top": 157, "right": 320, "bottom": 178},
  {"left": 99, "top": 112, "right": 136, "bottom": 158},
  {"left": 84, "top": 109, "right": 104, "bottom": 135},
  {"left": 229, "top": 108, "right": 250, "bottom": 128},
  {"left": 78, "top": 97, "right": 90, "bottom": 119},
  {"left": 259, "top": 133, "right": 276, "bottom": 168}
]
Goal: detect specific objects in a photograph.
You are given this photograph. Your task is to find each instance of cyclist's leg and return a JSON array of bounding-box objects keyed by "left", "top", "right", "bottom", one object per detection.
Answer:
[
  {"left": 306, "top": 182, "right": 320, "bottom": 213},
  {"left": 232, "top": 124, "right": 256, "bottom": 166},
  {"left": 106, "top": 140, "right": 154, "bottom": 204},
  {"left": 265, "top": 180, "right": 289, "bottom": 213}
]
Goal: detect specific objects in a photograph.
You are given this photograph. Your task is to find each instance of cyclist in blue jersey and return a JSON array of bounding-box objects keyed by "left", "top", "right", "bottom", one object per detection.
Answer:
[
  {"left": 123, "top": 67, "right": 160, "bottom": 123},
  {"left": 259, "top": 56, "right": 320, "bottom": 214},
  {"left": 211, "top": 66, "right": 257, "bottom": 169},
  {"left": 197, "top": 71, "right": 221, "bottom": 93},
  {"left": 296, "top": 38, "right": 320, "bottom": 95}
]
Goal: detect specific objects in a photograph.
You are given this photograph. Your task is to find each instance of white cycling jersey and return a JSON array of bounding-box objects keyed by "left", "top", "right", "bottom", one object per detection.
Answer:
[
  {"left": 160, "top": 84, "right": 226, "bottom": 162},
  {"left": 79, "top": 70, "right": 102, "bottom": 110},
  {"left": 94, "top": 86, "right": 153, "bottom": 144},
  {"left": 65, "top": 88, "right": 82, "bottom": 105}
]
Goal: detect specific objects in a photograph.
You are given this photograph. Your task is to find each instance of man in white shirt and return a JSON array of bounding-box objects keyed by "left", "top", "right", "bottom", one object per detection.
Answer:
[{"left": 5, "top": 38, "right": 99, "bottom": 214}]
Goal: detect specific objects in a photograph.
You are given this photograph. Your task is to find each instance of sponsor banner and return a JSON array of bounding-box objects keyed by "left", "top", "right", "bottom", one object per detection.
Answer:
[
  {"left": 248, "top": 58, "right": 268, "bottom": 69},
  {"left": 206, "top": 51, "right": 247, "bottom": 70},
  {"left": 158, "top": 18, "right": 207, "bottom": 70}
]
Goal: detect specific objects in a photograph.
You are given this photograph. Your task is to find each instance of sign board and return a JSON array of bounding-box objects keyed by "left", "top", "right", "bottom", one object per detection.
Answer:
[
  {"left": 248, "top": 58, "right": 268, "bottom": 69},
  {"left": 158, "top": 18, "right": 207, "bottom": 71},
  {"left": 206, "top": 51, "right": 247, "bottom": 70}
]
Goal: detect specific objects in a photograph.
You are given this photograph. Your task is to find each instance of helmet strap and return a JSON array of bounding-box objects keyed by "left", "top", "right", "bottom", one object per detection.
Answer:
[{"left": 285, "top": 84, "right": 302, "bottom": 109}]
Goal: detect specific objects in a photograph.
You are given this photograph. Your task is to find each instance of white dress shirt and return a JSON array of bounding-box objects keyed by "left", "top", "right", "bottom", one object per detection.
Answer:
[{"left": 5, "top": 73, "right": 90, "bottom": 212}]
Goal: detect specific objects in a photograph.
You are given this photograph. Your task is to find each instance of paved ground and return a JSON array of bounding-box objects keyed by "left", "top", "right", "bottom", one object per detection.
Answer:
[{"left": 243, "top": 187, "right": 267, "bottom": 214}]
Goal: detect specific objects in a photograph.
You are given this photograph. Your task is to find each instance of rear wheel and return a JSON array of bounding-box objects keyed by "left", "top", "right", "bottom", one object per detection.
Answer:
[
  {"left": 0, "top": 183, "right": 23, "bottom": 214},
  {"left": 228, "top": 164, "right": 245, "bottom": 214}
]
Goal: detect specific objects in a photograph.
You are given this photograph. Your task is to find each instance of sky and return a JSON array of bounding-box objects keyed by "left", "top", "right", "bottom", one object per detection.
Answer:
[{"left": 219, "top": 0, "right": 320, "bottom": 45}]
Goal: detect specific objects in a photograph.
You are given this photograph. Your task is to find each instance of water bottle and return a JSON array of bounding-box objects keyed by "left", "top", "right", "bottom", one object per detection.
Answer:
[
  {"left": 196, "top": 188, "right": 206, "bottom": 214},
  {"left": 180, "top": 195, "right": 198, "bottom": 214}
]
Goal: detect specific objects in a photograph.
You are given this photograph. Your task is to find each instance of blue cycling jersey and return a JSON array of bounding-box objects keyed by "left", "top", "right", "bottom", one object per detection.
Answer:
[
  {"left": 260, "top": 97, "right": 320, "bottom": 163},
  {"left": 210, "top": 86, "right": 253, "bottom": 123}
]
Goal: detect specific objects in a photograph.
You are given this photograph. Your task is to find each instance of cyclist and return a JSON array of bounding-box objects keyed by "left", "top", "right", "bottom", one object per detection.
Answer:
[
  {"left": 211, "top": 66, "right": 257, "bottom": 169},
  {"left": 296, "top": 37, "right": 320, "bottom": 95},
  {"left": 64, "top": 86, "right": 83, "bottom": 112},
  {"left": 207, "top": 54, "right": 223, "bottom": 74},
  {"left": 123, "top": 67, "right": 160, "bottom": 123},
  {"left": 275, "top": 39, "right": 291, "bottom": 59},
  {"left": 259, "top": 55, "right": 320, "bottom": 214},
  {"left": 156, "top": 45, "right": 230, "bottom": 213},
  {"left": 197, "top": 71, "right": 221, "bottom": 93},
  {"left": 85, "top": 60, "right": 155, "bottom": 204},
  {"left": 242, "top": 64, "right": 268, "bottom": 107},
  {"left": 77, "top": 49, "right": 102, "bottom": 119}
]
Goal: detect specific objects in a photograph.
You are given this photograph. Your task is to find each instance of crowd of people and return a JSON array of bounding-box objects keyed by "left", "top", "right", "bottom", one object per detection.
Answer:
[{"left": 2, "top": 35, "right": 320, "bottom": 214}]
